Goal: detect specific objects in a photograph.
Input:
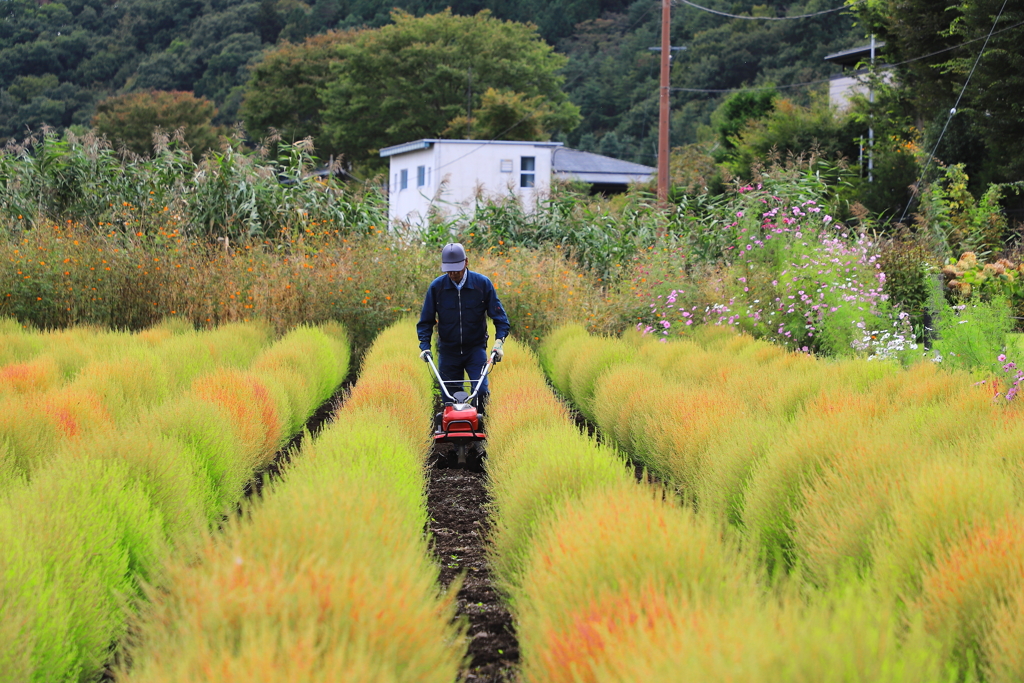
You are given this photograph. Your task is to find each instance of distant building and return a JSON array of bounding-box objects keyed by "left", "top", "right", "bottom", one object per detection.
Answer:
[
  {"left": 824, "top": 42, "right": 892, "bottom": 110},
  {"left": 551, "top": 147, "right": 655, "bottom": 195},
  {"left": 379, "top": 139, "right": 654, "bottom": 226}
]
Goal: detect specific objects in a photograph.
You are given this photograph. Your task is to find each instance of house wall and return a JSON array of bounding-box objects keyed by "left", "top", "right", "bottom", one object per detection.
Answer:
[
  {"left": 387, "top": 141, "right": 558, "bottom": 226},
  {"left": 829, "top": 70, "right": 894, "bottom": 111}
]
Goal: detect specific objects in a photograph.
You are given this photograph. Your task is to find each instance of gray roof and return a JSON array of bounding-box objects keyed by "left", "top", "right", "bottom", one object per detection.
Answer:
[
  {"left": 380, "top": 138, "right": 563, "bottom": 157},
  {"left": 824, "top": 43, "right": 886, "bottom": 68},
  {"left": 552, "top": 148, "right": 654, "bottom": 184}
]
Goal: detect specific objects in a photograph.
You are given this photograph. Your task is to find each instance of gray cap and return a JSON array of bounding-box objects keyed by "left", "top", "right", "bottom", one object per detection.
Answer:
[{"left": 440, "top": 242, "right": 467, "bottom": 272}]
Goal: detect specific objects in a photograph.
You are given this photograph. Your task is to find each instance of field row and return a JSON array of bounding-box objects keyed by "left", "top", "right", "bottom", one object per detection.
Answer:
[
  {"left": 542, "top": 324, "right": 1024, "bottom": 681},
  {"left": 0, "top": 321, "right": 350, "bottom": 681},
  {"left": 119, "top": 321, "right": 465, "bottom": 681}
]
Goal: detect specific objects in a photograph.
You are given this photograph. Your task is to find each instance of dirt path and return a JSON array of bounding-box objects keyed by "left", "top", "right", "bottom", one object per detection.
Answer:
[{"left": 428, "top": 464, "right": 519, "bottom": 682}]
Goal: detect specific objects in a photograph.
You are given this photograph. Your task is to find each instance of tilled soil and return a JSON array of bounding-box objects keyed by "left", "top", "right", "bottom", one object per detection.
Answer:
[{"left": 428, "top": 461, "right": 519, "bottom": 682}]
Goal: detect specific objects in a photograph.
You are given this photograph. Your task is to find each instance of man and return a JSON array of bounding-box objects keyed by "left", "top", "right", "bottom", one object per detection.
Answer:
[{"left": 417, "top": 242, "right": 510, "bottom": 413}]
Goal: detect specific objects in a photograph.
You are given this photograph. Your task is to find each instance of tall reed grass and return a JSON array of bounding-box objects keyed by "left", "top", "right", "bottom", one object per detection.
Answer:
[{"left": 118, "top": 321, "right": 464, "bottom": 682}]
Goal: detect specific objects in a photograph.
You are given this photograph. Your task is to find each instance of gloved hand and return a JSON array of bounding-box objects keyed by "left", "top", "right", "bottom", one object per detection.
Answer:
[
  {"left": 419, "top": 348, "right": 432, "bottom": 363},
  {"left": 491, "top": 338, "right": 504, "bottom": 362}
]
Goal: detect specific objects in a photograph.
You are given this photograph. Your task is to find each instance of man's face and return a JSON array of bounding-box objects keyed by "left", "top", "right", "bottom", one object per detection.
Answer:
[{"left": 447, "top": 260, "right": 468, "bottom": 283}]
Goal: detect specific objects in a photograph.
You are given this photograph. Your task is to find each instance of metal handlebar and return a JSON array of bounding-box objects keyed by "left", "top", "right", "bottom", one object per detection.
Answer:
[{"left": 423, "top": 350, "right": 498, "bottom": 404}]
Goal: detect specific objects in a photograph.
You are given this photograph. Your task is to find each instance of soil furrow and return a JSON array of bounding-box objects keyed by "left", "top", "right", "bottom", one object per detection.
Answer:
[
  {"left": 568, "top": 405, "right": 663, "bottom": 486},
  {"left": 244, "top": 379, "right": 352, "bottom": 500},
  {"left": 428, "top": 462, "right": 519, "bottom": 682}
]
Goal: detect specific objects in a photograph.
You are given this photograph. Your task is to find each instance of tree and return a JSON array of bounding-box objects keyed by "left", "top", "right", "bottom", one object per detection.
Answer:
[
  {"left": 852, "top": 0, "right": 1024, "bottom": 182},
  {"left": 240, "top": 29, "right": 362, "bottom": 153},
  {"left": 319, "top": 9, "right": 580, "bottom": 167},
  {"left": 444, "top": 87, "right": 564, "bottom": 141},
  {"left": 721, "top": 91, "right": 861, "bottom": 177},
  {"left": 92, "top": 90, "right": 220, "bottom": 158},
  {"left": 710, "top": 88, "right": 778, "bottom": 157}
]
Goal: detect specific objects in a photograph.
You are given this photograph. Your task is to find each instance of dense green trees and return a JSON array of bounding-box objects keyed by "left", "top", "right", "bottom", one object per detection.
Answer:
[
  {"left": 0, "top": 0, "right": 329, "bottom": 145},
  {"left": 2, "top": 0, "right": 1022, "bottom": 231},
  {"left": 853, "top": 0, "right": 1024, "bottom": 185},
  {"left": 557, "top": 0, "right": 863, "bottom": 165},
  {"left": 242, "top": 10, "right": 580, "bottom": 166},
  {"left": 92, "top": 91, "right": 220, "bottom": 158},
  {"left": 240, "top": 30, "right": 361, "bottom": 150},
  {"left": 318, "top": 10, "right": 579, "bottom": 166}
]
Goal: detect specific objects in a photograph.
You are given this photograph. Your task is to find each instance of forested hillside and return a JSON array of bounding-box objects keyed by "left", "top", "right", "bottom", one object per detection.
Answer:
[{"left": 0, "top": 0, "right": 862, "bottom": 162}]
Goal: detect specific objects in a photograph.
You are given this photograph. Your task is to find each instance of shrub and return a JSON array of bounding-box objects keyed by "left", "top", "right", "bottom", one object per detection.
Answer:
[
  {"left": 984, "top": 583, "right": 1024, "bottom": 683},
  {"left": 919, "top": 515, "right": 1024, "bottom": 673},
  {"left": 92, "top": 91, "right": 221, "bottom": 160},
  {"left": 930, "top": 295, "right": 1013, "bottom": 373},
  {"left": 871, "top": 457, "right": 1016, "bottom": 603},
  {"left": 120, "top": 321, "right": 463, "bottom": 683},
  {"left": 0, "top": 321, "right": 350, "bottom": 681}
]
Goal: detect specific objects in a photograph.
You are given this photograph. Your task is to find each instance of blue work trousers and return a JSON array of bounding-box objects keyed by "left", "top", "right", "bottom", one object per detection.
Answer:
[{"left": 438, "top": 345, "right": 489, "bottom": 401}]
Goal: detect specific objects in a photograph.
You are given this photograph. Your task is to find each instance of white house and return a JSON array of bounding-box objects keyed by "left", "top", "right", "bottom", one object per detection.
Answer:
[
  {"left": 379, "top": 138, "right": 654, "bottom": 226},
  {"left": 824, "top": 42, "right": 892, "bottom": 110}
]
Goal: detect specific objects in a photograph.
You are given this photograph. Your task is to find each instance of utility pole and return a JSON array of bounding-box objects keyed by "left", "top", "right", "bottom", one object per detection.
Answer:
[
  {"left": 657, "top": 0, "right": 671, "bottom": 205},
  {"left": 868, "top": 34, "right": 875, "bottom": 183},
  {"left": 466, "top": 66, "right": 473, "bottom": 139}
]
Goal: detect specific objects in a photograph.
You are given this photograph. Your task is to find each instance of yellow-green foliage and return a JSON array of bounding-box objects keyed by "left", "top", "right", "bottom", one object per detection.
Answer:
[
  {"left": 581, "top": 584, "right": 954, "bottom": 683},
  {"left": 0, "top": 318, "right": 240, "bottom": 401},
  {"left": 516, "top": 484, "right": 759, "bottom": 683},
  {"left": 538, "top": 323, "right": 590, "bottom": 397},
  {"left": 0, "top": 458, "right": 167, "bottom": 683},
  {"left": 486, "top": 339, "right": 632, "bottom": 592},
  {"left": 984, "top": 583, "right": 1024, "bottom": 683},
  {"left": 0, "top": 321, "right": 350, "bottom": 682},
  {"left": 496, "top": 334, "right": 953, "bottom": 682},
  {"left": 120, "top": 321, "right": 463, "bottom": 683},
  {"left": 0, "top": 321, "right": 274, "bottom": 479},
  {"left": 871, "top": 456, "right": 1017, "bottom": 603},
  {"left": 541, "top": 322, "right": 1024, "bottom": 676},
  {"left": 743, "top": 391, "right": 893, "bottom": 568},
  {"left": 917, "top": 514, "right": 1024, "bottom": 674}
]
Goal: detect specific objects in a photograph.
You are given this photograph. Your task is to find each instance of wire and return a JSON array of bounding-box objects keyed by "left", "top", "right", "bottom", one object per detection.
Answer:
[
  {"left": 898, "top": 0, "right": 1011, "bottom": 225},
  {"left": 670, "top": 78, "right": 830, "bottom": 94},
  {"left": 666, "top": 19, "right": 1024, "bottom": 96},
  {"left": 672, "top": 0, "right": 865, "bottom": 21},
  {"left": 885, "top": 19, "right": 1024, "bottom": 69}
]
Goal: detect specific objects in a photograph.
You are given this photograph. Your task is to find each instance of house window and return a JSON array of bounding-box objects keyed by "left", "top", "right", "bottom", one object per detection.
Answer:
[
  {"left": 417, "top": 165, "right": 426, "bottom": 187},
  {"left": 500, "top": 159, "right": 513, "bottom": 173},
  {"left": 520, "top": 156, "right": 535, "bottom": 188},
  {"left": 400, "top": 169, "right": 408, "bottom": 190}
]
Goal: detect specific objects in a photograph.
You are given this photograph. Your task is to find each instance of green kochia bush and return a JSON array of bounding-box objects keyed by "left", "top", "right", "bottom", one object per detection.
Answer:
[
  {"left": 492, "top": 335, "right": 956, "bottom": 683},
  {"left": 120, "top": 321, "right": 464, "bottom": 682},
  {"left": 0, "top": 322, "right": 351, "bottom": 682},
  {"left": 0, "top": 457, "right": 167, "bottom": 682}
]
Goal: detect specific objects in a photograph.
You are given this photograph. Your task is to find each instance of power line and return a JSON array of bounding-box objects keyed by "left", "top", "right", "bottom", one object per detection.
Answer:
[
  {"left": 666, "top": 19, "right": 1024, "bottom": 96},
  {"left": 671, "top": 0, "right": 865, "bottom": 21},
  {"left": 670, "top": 78, "right": 828, "bottom": 94},
  {"left": 884, "top": 19, "right": 1024, "bottom": 69},
  {"left": 898, "top": 0, "right": 1011, "bottom": 225}
]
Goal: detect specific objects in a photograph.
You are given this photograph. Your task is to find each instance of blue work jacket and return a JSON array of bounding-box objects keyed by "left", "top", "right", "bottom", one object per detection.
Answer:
[{"left": 417, "top": 271, "right": 511, "bottom": 355}]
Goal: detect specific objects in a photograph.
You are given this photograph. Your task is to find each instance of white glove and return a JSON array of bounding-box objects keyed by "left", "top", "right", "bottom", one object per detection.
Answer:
[
  {"left": 419, "top": 348, "right": 432, "bottom": 363},
  {"left": 491, "top": 338, "right": 504, "bottom": 362}
]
